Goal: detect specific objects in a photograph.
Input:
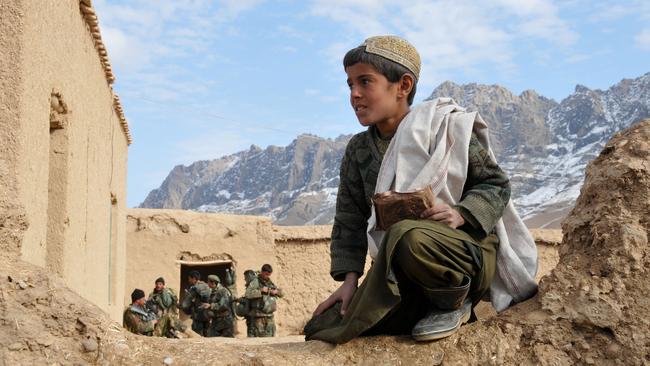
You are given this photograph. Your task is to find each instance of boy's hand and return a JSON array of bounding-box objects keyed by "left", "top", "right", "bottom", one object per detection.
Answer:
[
  {"left": 420, "top": 203, "right": 465, "bottom": 229},
  {"left": 313, "top": 272, "right": 358, "bottom": 316}
]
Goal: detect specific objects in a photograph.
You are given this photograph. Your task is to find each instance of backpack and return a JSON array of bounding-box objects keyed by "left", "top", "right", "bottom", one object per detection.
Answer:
[
  {"left": 168, "top": 288, "right": 179, "bottom": 305},
  {"left": 234, "top": 296, "right": 250, "bottom": 317},
  {"left": 233, "top": 269, "right": 259, "bottom": 317},
  {"left": 261, "top": 294, "right": 277, "bottom": 314},
  {"left": 195, "top": 282, "right": 211, "bottom": 303},
  {"left": 243, "top": 270, "right": 258, "bottom": 286}
]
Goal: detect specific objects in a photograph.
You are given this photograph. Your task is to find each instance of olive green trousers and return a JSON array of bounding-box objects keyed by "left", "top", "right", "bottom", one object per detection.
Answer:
[
  {"left": 305, "top": 219, "right": 498, "bottom": 343},
  {"left": 152, "top": 313, "right": 174, "bottom": 337}
]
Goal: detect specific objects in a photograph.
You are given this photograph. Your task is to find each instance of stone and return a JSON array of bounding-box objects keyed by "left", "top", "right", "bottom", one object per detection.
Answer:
[
  {"left": 113, "top": 342, "right": 130, "bottom": 355},
  {"left": 163, "top": 356, "right": 174, "bottom": 365},
  {"left": 605, "top": 343, "right": 621, "bottom": 358},
  {"left": 37, "top": 336, "right": 54, "bottom": 347},
  {"left": 81, "top": 338, "right": 98, "bottom": 352},
  {"left": 8, "top": 342, "right": 23, "bottom": 351}
]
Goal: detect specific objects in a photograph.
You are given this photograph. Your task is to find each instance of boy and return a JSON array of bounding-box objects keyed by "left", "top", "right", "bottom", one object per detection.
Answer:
[{"left": 306, "top": 36, "right": 537, "bottom": 343}]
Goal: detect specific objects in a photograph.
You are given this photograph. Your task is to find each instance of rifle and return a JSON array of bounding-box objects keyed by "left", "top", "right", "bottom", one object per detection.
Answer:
[
  {"left": 145, "top": 298, "right": 161, "bottom": 317},
  {"left": 129, "top": 304, "right": 158, "bottom": 322}
]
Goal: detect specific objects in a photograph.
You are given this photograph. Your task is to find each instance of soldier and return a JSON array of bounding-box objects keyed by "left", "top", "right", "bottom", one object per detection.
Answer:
[
  {"left": 181, "top": 270, "right": 211, "bottom": 336},
  {"left": 203, "top": 274, "right": 235, "bottom": 337},
  {"left": 245, "top": 264, "right": 283, "bottom": 337},
  {"left": 148, "top": 277, "right": 178, "bottom": 316},
  {"left": 239, "top": 269, "right": 257, "bottom": 336},
  {"left": 148, "top": 277, "right": 184, "bottom": 332},
  {"left": 123, "top": 288, "right": 175, "bottom": 337}
]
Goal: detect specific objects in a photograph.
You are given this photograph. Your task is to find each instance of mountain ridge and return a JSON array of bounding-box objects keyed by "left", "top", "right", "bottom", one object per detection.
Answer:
[{"left": 141, "top": 72, "right": 650, "bottom": 227}]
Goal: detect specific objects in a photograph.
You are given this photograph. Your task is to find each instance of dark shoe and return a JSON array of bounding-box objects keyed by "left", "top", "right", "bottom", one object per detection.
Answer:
[{"left": 411, "top": 298, "right": 472, "bottom": 341}]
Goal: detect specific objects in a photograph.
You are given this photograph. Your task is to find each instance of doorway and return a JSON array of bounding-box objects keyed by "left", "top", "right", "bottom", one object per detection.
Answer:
[{"left": 178, "top": 260, "right": 235, "bottom": 305}]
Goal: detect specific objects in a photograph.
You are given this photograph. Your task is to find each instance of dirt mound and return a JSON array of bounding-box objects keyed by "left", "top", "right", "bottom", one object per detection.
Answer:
[
  {"left": 2, "top": 120, "right": 649, "bottom": 365},
  {"left": 536, "top": 119, "right": 650, "bottom": 364},
  {"left": 0, "top": 257, "right": 119, "bottom": 365}
]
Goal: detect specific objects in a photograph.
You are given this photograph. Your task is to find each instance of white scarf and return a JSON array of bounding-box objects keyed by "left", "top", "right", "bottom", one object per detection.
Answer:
[{"left": 367, "top": 98, "right": 538, "bottom": 312}]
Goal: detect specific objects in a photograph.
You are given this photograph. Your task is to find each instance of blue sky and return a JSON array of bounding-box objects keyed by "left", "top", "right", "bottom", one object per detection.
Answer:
[{"left": 92, "top": 0, "right": 650, "bottom": 207}]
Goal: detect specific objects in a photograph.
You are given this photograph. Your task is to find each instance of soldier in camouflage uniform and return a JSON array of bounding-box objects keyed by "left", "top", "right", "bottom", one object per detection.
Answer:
[
  {"left": 241, "top": 269, "right": 257, "bottom": 336},
  {"left": 203, "top": 274, "right": 235, "bottom": 337},
  {"left": 148, "top": 277, "right": 185, "bottom": 332},
  {"left": 245, "top": 264, "right": 283, "bottom": 337},
  {"left": 181, "top": 271, "right": 211, "bottom": 336},
  {"left": 123, "top": 288, "right": 175, "bottom": 337}
]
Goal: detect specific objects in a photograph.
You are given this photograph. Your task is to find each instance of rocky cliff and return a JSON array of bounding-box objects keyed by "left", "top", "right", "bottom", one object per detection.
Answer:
[{"left": 142, "top": 134, "right": 350, "bottom": 225}]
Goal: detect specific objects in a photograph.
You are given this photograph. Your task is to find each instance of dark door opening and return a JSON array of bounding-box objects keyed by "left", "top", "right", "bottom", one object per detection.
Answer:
[{"left": 178, "top": 260, "right": 235, "bottom": 305}]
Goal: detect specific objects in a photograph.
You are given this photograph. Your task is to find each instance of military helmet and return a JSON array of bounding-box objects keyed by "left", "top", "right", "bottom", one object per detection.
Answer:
[
  {"left": 207, "top": 274, "right": 220, "bottom": 283},
  {"left": 243, "top": 269, "right": 257, "bottom": 286}
]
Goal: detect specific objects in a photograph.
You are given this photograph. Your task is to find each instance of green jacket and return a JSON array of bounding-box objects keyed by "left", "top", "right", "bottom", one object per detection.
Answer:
[
  {"left": 330, "top": 125, "right": 511, "bottom": 280},
  {"left": 148, "top": 287, "right": 178, "bottom": 316}
]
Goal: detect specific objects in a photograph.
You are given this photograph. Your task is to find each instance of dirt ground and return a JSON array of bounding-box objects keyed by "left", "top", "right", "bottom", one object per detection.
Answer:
[{"left": 1, "top": 120, "right": 649, "bottom": 365}]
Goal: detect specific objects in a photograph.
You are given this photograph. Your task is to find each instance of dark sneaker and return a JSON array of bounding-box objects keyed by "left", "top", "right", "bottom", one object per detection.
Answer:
[{"left": 411, "top": 298, "right": 472, "bottom": 341}]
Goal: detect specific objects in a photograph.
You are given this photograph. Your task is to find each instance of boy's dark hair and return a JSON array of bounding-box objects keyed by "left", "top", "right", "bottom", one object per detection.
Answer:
[
  {"left": 188, "top": 270, "right": 201, "bottom": 280},
  {"left": 261, "top": 264, "right": 273, "bottom": 273},
  {"left": 344, "top": 46, "right": 417, "bottom": 105}
]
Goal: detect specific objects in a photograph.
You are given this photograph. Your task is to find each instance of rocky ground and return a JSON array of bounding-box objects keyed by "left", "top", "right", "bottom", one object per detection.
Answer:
[{"left": 1, "top": 119, "right": 649, "bottom": 365}]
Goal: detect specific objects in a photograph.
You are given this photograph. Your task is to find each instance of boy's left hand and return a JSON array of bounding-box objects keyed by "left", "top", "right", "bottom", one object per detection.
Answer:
[{"left": 420, "top": 203, "right": 465, "bottom": 229}]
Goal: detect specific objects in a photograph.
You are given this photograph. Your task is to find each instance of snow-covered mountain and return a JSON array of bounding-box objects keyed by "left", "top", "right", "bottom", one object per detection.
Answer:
[
  {"left": 141, "top": 134, "right": 351, "bottom": 225},
  {"left": 499, "top": 73, "right": 650, "bottom": 226},
  {"left": 140, "top": 72, "right": 650, "bottom": 228}
]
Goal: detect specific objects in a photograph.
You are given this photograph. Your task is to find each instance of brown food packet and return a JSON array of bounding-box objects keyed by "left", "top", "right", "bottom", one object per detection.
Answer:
[{"left": 372, "top": 185, "right": 436, "bottom": 231}]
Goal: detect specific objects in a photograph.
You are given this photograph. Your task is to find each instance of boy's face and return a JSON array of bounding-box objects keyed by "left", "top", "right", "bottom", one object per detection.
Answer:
[{"left": 345, "top": 62, "right": 403, "bottom": 127}]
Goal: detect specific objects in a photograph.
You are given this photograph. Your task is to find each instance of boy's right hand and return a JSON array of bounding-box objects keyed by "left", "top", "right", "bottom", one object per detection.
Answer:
[{"left": 313, "top": 272, "right": 358, "bottom": 316}]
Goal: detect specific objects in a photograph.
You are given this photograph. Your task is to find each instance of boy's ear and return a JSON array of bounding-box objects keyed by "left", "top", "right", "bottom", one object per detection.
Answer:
[{"left": 398, "top": 74, "right": 415, "bottom": 99}]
